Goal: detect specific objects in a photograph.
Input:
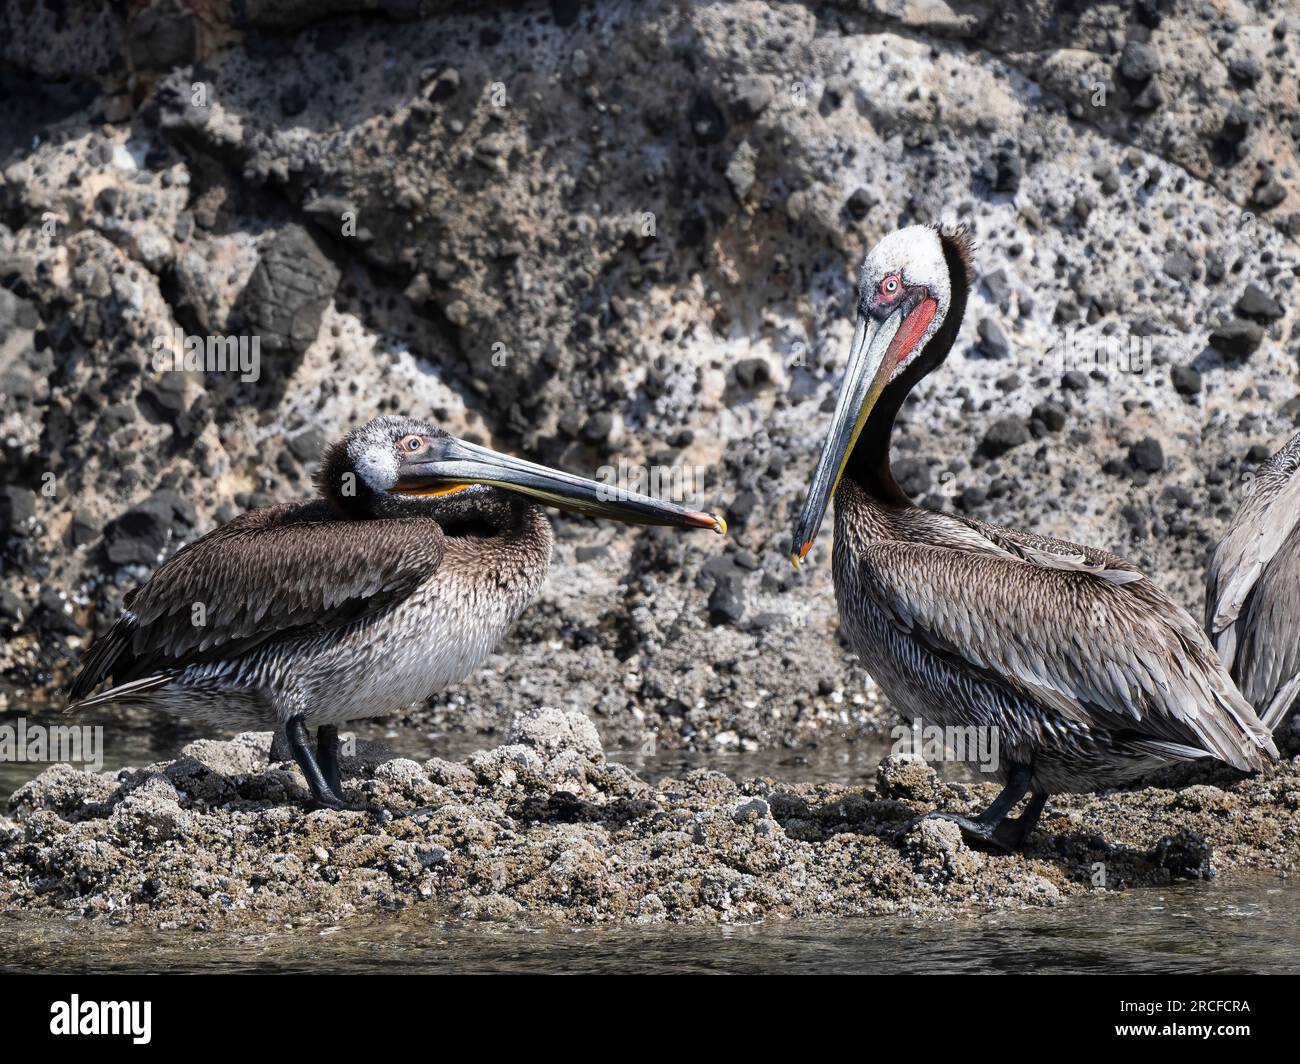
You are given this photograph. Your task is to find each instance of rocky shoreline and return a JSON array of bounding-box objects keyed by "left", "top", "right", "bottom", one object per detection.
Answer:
[{"left": 2, "top": 707, "right": 1295, "bottom": 929}]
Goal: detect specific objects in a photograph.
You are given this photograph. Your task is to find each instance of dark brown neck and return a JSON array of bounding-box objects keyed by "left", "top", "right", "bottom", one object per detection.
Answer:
[
  {"left": 844, "top": 376, "right": 913, "bottom": 506},
  {"left": 844, "top": 233, "right": 971, "bottom": 506}
]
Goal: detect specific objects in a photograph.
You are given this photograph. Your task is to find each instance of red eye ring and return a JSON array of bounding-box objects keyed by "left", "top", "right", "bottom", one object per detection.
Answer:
[{"left": 879, "top": 273, "right": 902, "bottom": 298}]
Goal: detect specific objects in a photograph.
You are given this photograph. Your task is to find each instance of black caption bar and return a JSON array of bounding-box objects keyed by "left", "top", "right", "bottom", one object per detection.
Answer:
[{"left": 0, "top": 973, "right": 1294, "bottom": 1048}]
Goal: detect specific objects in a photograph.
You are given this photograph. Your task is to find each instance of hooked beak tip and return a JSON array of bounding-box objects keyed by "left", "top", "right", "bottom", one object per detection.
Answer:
[
  {"left": 685, "top": 510, "right": 727, "bottom": 536},
  {"left": 681, "top": 509, "right": 733, "bottom": 535},
  {"left": 789, "top": 539, "right": 814, "bottom": 569}
]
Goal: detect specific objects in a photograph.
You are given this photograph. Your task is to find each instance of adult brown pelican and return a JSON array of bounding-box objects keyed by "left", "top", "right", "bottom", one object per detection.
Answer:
[
  {"left": 1206, "top": 428, "right": 1300, "bottom": 734},
  {"left": 790, "top": 224, "right": 1277, "bottom": 851},
  {"left": 69, "top": 416, "right": 725, "bottom": 809}
]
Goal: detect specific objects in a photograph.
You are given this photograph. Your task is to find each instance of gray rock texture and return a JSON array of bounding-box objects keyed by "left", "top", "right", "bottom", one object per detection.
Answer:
[
  {"left": 2, "top": 725, "right": 1295, "bottom": 927},
  {"left": 1, "top": 0, "right": 1298, "bottom": 758}
]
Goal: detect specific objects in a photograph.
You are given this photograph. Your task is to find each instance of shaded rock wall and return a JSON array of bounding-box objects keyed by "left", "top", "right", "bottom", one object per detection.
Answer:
[{"left": 1, "top": 1, "right": 1297, "bottom": 750}]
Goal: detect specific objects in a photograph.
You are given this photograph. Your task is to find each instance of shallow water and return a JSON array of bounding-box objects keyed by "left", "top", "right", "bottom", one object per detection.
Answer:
[
  {"left": 3, "top": 698, "right": 1296, "bottom": 974},
  {"left": 1, "top": 878, "right": 1295, "bottom": 974},
  {"left": 0, "top": 697, "right": 968, "bottom": 794}
]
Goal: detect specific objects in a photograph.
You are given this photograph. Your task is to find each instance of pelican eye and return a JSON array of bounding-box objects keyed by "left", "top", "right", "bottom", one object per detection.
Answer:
[
  {"left": 400, "top": 434, "right": 423, "bottom": 452},
  {"left": 879, "top": 274, "right": 901, "bottom": 298}
]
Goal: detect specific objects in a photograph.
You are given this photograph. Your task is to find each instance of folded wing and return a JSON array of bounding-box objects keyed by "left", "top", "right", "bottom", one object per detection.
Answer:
[
  {"left": 855, "top": 538, "right": 1277, "bottom": 771},
  {"left": 1206, "top": 431, "right": 1300, "bottom": 730},
  {"left": 69, "top": 503, "right": 445, "bottom": 703}
]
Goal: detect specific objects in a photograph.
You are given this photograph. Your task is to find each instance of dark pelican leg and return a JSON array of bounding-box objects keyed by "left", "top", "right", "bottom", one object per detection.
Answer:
[
  {"left": 922, "top": 762, "right": 1041, "bottom": 854},
  {"left": 286, "top": 714, "right": 346, "bottom": 809},
  {"left": 269, "top": 726, "right": 292, "bottom": 764},
  {"left": 993, "top": 790, "right": 1048, "bottom": 850},
  {"left": 317, "top": 725, "right": 343, "bottom": 798},
  {"left": 286, "top": 716, "right": 389, "bottom": 816}
]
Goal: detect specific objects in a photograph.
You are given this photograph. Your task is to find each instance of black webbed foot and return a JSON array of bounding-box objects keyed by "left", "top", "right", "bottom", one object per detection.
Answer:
[
  {"left": 914, "top": 811, "right": 1015, "bottom": 855},
  {"left": 306, "top": 795, "right": 390, "bottom": 818},
  {"left": 903, "top": 764, "right": 1046, "bottom": 855},
  {"left": 912, "top": 788, "right": 1048, "bottom": 854}
]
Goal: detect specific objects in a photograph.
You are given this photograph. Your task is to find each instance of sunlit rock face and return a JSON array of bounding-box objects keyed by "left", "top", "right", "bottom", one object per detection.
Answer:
[{"left": 2, "top": 1, "right": 1298, "bottom": 751}]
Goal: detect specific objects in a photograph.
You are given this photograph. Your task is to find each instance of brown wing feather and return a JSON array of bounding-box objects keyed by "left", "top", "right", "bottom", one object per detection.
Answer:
[
  {"left": 1205, "top": 430, "right": 1300, "bottom": 728},
  {"left": 854, "top": 541, "right": 1277, "bottom": 772},
  {"left": 69, "top": 501, "right": 445, "bottom": 701},
  {"left": 954, "top": 513, "right": 1143, "bottom": 579},
  {"left": 1231, "top": 528, "right": 1300, "bottom": 728}
]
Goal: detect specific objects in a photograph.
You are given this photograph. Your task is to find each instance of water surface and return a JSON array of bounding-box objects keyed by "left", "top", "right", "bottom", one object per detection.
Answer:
[
  {"left": 0, "top": 697, "right": 964, "bottom": 794},
  {"left": 1, "top": 879, "right": 1294, "bottom": 974}
]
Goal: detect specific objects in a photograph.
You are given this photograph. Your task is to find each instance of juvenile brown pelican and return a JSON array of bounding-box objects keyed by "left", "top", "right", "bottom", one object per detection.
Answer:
[
  {"left": 1206, "top": 428, "right": 1300, "bottom": 733},
  {"left": 70, "top": 416, "right": 725, "bottom": 809},
  {"left": 790, "top": 224, "right": 1277, "bottom": 851}
]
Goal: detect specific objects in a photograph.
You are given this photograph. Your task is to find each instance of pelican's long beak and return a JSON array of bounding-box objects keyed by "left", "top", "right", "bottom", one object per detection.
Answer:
[
  {"left": 395, "top": 436, "right": 727, "bottom": 534},
  {"left": 789, "top": 294, "right": 936, "bottom": 567}
]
